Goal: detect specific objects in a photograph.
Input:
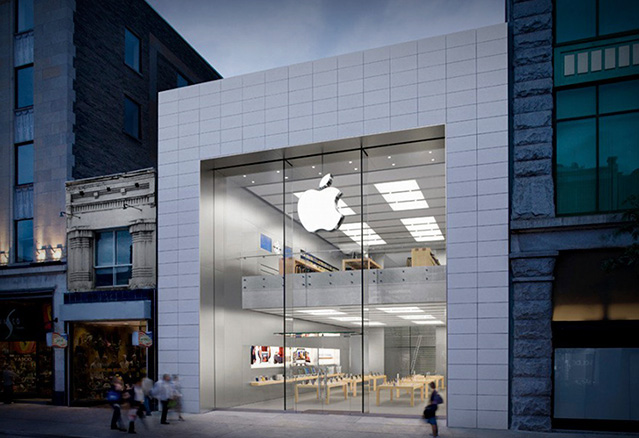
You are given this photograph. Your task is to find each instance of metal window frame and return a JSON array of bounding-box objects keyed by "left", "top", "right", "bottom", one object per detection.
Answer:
[{"left": 94, "top": 229, "right": 133, "bottom": 287}]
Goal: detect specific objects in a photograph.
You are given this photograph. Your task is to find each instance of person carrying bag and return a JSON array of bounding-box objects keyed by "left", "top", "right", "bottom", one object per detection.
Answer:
[{"left": 423, "top": 381, "right": 444, "bottom": 437}]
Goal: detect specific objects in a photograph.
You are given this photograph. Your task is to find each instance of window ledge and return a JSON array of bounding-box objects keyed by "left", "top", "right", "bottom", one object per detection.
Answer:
[{"left": 512, "top": 213, "right": 628, "bottom": 232}]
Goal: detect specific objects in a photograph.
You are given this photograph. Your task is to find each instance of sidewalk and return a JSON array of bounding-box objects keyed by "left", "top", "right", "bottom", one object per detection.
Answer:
[{"left": 0, "top": 403, "right": 635, "bottom": 438}]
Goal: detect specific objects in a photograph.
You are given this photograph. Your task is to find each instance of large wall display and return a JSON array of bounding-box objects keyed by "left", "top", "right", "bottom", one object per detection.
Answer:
[
  {"left": 0, "top": 300, "right": 53, "bottom": 397},
  {"left": 250, "top": 346, "right": 339, "bottom": 369},
  {"left": 70, "top": 322, "right": 147, "bottom": 404}
]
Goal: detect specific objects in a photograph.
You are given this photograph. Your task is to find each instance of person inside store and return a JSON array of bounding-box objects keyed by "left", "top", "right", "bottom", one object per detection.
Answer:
[
  {"left": 2, "top": 364, "right": 19, "bottom": 404},
  {"left": 423, "top": 381, "right": 443, "bottom": 438},
  {"left": 107, "top": 375, "right": 129, "bottom": 431},
  {"left": 152, "top": 374, "right": 174, "bottom": 425}
]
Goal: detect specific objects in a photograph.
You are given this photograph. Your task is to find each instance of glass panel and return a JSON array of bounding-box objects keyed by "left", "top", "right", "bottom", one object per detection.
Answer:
[
  {"left": 599, "top": 79, "right": 639, "bottom": 114},
  {"left": 124, "top": 29, "right": 140, "bottom": 72},
  {"left": 16, "top": 66, "right": 33, "bottom": 108},
  {"left": 599, "top": 0, "right": 639, "bottom": 36},
  {"left": 556, "top": 119, "right": 597, "bottom": 214},
  {"left": 95, "top": 231, "right": 114, "bottom": 266},
  {"left": 94, "top": 267, "right": 113, "bottom": 287},
  {"left": 598, "top": 113, "right": 639, "bottom": 211},
  {"left": 177, "top": 73, "right": 188, "bottom": 88},
  {"left": 115, "top": 266, "right": 132, "bottom": 286},
  {"left": 124, "top": 97, "right": 140, "bottom": 138},
  {"left": 554, "top": 348, "right": 639, "bottom": 420},
  {"left": 16, "top": 0, "right": 34, "bottom": 33},
  {"left": 116, "top": 230, "right": 132, "bottom": 265},
  {"left": 284, "top": 151, "right": 362, "bottom": 413},
  {"left": 556, "top": 87, "right": 596, "bottom": 120},
  {"left": 556, "top": 0, "right": 596, "bottom": 43},
  {"left": 364, "top": 139, "right": 447, "bottom": 416},
  {"left": 16, "top": 143, "right": 34, "bottom": 185},
  {"left": 16, "top": 219, "right": 33, "bottom": 262}
]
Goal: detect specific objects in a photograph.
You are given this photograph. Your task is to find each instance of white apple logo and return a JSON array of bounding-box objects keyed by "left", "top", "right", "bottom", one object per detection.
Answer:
[{"left": 297, "top": 173, "right": 344, "bottom": 233}]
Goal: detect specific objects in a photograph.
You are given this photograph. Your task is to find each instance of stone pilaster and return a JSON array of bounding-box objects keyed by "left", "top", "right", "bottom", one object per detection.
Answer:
[
  {"left": 67, "top": 229, "right": 94, "bottom": 291},
  {"left": 129, "top": 221, "right": 155, "bottom": 289},
  {"left": 510, "top": 253, "right": 556, "bottom": 431}
]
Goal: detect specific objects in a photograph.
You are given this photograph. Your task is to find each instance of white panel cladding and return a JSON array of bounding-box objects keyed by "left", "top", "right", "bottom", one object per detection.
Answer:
[{"left": 157, "top": 23, "right": 509, "bottom": 427}]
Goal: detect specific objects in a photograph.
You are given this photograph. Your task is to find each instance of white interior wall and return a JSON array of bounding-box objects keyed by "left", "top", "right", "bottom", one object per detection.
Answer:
[{"left": 157, "top": 23, "right": 509, "bottom": 428}]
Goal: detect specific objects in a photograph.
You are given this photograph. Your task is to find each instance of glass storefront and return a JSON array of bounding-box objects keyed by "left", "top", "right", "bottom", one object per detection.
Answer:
[
  {"left": 0, "top": 299, "right": 53, "bottom": 399},
  {"left": 205, "top": 133, "right": 446, "bottom": 415},
  {"left": 70, "top": 321, "right": 148, "bottom": 405}
]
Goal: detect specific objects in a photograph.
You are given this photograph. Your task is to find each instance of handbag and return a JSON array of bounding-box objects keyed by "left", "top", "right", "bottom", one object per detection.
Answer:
[{"left": 423, "top": 404, "right": 437, "bottom": 419}]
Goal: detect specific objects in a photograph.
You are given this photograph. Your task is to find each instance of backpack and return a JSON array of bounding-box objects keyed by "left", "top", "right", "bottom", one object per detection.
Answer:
[{"left": 432, "top": 391, "right": 443, "bottom": 405}]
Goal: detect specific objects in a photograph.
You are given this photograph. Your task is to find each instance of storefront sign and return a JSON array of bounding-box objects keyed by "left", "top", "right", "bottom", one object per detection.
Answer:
[
  {"left": 0, "top": 302, "right": 49, "bottom": 341},
  {"left": 46, "top": 332, "right": 68, "bottom": 348},
  {"left": 132, "top": 331, "right": 152, "bottom": 347},
  {"left": 297, "top": 174, "right": 344, "bottom": 233}
]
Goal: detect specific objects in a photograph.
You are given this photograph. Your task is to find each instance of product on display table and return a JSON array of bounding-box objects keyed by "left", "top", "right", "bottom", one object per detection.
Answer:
[
  {"left": 403, "top": 374, "right": 445, "bottom": 390},
  {"left": 376, "top": 381, "right": 425, "bottom": 407},
  {"left": 345, "top": 374, "right": 387, "bottom": 396}
]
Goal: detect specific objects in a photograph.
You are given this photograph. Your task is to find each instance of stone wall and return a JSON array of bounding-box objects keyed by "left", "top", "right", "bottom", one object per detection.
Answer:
[{"left": 510, "top": 0, "right": 554, "bottom": 220}]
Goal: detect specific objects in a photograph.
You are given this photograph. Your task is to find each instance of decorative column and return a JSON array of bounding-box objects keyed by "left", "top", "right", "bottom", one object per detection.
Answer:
[
  {"left": 510, "top": 253, "right": 556, "bottom": 431},
  {"left": 129, "top": 221, "right": 156, "bottom": 289},
  {"left": 67, "top": 229, "right": 93, "bottom": 291}
]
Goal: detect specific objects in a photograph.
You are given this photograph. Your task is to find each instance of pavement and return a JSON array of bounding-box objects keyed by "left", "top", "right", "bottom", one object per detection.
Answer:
[{"left": 0, "top": 403, "right": 636, "bottom": 438}]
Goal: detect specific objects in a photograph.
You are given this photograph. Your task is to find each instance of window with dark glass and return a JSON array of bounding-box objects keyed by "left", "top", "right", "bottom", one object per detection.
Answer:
[
  {"left": 15, "top": 219, "right": 33, "bottom": 263},
  {"left": 556, "top": 0, "right": 639, "bottom": 44},
  {"left": 16, "top": 142, "right": 34, "bottom": 185},
  {"left": 124, "top": 96, "right": 140, "bottom": 138},
  {"left": 95, "top": 229, "right": 132, "bottom": 287},
  {"left": 16, "top": 0, "right": 34, "bottom": 33},
  {"left": 124, "top": 28, "right": 140, "bottom": 72},
  {"left": 556, "top": 78, "right": 639, "bottom": 215},
  {"left": 177, "top": 72, "right": 189, "bottom": 88},
  {"left": 15, "top": 65, "right": 33, "bottom": 108}
]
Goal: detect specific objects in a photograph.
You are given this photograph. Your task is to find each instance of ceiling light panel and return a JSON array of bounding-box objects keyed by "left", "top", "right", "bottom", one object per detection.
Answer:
[
  {"left": 352, "top": 321, "right": 386, "bottom": 326},
  {"left": 398, "top": 314, "right": 436, "bottom": 320},
  {"left": 413, "top": 320, "right": 445, "bottom": 325},
  {"left": 378, "top": 307, "right": 424, "bottom": 313},
  {"left": 330, "top": 317, "right": 366, "bottom": 322},
  {"left": 374, "top": 180, "right": 429, "bottom": 211},
  {"left": 298, "top": 309, "right": 346, "bottom": 316},
  {"left": 340, "top": 222, "right": 386, "bottom": 246},
  {"left": 401, "top": 216, "right": 445, "bottom": 242}
]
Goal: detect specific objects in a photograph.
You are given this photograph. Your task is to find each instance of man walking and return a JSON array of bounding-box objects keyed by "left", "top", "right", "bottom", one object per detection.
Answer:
[
  {"left": 152, "top": 374, "right": 173, "bottom": 425},
  {"left": 2, "top": 364, "right": 18, "bottom": 404}
]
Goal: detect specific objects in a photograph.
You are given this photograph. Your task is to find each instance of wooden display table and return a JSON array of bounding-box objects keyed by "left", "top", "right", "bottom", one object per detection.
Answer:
[
  {"left": 279, "top": 257, "right": 327, "bottom": 274},
  {"left": 250, "top": 372, "right": 344, "bottom": 387},
  {"left": 346, "top": 375, "right": 387, "bottom": 396},
  {"left": 294, "top": 381, "right": 349, "bottom": 404},
  {"left": 405, "top": 374, "right": 445, "bottom": 390},
  {"left": 342, "top": 257, "right": 381, "bottom": 271},
  {"left": 376, "top": 382, "right": 424, "bottom": 407}
]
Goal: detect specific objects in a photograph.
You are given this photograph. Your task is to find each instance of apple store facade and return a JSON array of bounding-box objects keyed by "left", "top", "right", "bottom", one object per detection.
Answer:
[{"left": 157, "top": 24, "right": 509, "bottom": 429}]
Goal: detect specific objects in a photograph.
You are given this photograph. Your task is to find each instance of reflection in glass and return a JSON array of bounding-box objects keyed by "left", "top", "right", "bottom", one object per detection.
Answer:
[
  {"left": 16, "top": 66, "right": 33, "bottom": 108},
  {"left": 16, "top": 0, "right": 34, "bottom": 33},
  {"left": 124, "top": 29, "right": 140, "bottom": 72},
  {"left": 555, "top": 0, "right": 596, "bottom": 43},
  {"left": 16, "top": 143, "right": 34, "bottom": 185},
  {"left": 16, "top": 219, "right": 33, "bottom": 262},
  {"left": 124, "top": 97, "right": 140, "bottom": 138}
]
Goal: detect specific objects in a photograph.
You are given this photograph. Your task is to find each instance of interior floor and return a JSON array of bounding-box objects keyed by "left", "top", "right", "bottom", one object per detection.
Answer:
[{"left": 231, "top": 387, "right": 447, "bottom": 418}]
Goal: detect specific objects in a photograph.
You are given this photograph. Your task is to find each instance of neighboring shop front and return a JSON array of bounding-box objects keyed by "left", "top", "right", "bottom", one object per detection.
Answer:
[{"left": 0, "top": 297, "right": 53, "bottom": 400}]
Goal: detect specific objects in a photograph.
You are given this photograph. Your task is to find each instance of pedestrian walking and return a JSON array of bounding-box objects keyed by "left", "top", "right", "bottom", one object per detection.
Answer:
[
  {"left": 107, "top": 376, "right": 128, "bottom": 431},
  {"left": 152, "top": 374, "right": 174, "bottom": 425},
  {"left": 141, "top": 371, "right": 153, "bottom": 416},
  {"left": 423, "top": 381, "right": 443, "bottom": 437},
  {"left": 171, "top": 374, "right": 184, "bottom": 421},
  {"left": 2, "top": 364, "right": 18, "bottom": 404},
  {"left": 127, "top": 378, "right": 146, "bottom": 434}
]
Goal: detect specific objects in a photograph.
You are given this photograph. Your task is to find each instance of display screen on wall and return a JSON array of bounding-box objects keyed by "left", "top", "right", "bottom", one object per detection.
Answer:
[
  {"left": 260, "top": 234, "right": 272, "bottom": 252},
  {"left": 251, "top": 346, "right": 284, "bottom": 368},
  {"left": 250, "top": 346, "right": 339, "bottom": 368}
]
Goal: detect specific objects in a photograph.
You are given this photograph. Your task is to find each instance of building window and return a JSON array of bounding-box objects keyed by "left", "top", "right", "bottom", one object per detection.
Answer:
[
  {"left": 556, "top": 0, "right": 639, "bottom": 44},
  {"left": 124, "top": 96, "right": 140, "bottom": 139},
  {"left": 556, "top": 78, "right": 639, "bottom": 215},
  {"left": 124, "top": 28, "right": 140, "bottom": 72},
  {"left": 177, "top": 73, "right": 189, "bottom": 88},
  {"left": 16, "top": 0, "right": 34, "bottom": 33},
  {"left": 15, "top": 219, "right": 33, "bottom": 263},
  {"left": 15, "top": 65, "right": 33, "bottom": 108},
  {"left": 16, "top": 142, "right": 34, "bottom": 185},
  {"left": 95, "top": 229, "right": 132, "bottom": 287}
]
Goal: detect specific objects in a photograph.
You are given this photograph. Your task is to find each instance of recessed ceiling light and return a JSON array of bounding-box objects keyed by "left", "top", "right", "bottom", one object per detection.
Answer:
[
  {"left": 319, "top": 172, "right": 322, "bottom": 175},
  {"left": 340, "top": 222, "right": 386, "bottom": 246},
  {"left": 429, "top": 151, "right": 432, "bottom": 154},
  {"left": 285, "top": 176, "right": 289, "bottom": 179},
  {"left": 243, "top": 175, "right": 246, "bottom": 177},
  {"left": 299, "top": 309, "right": 346, "bottom": 316},
  {"left": 352, "top": 321, "right": 386, "bottom": 326},
  {"left": 431, "top": 158, "right": 435, "bottom": 162},
  {"left": 374, "top": 180, "right": 429, "bottom": 211},
  {"left": 251, "top": 180, "right": 255, "bottom": 183},
  {"left": 388, "top": 156, "right": 391, "bottom": 159},
  {"left": 378, "top": 307, "right": 424, "bottom": 314},
  {"left": 354, "top": 167, "right": 358, "bottom": 171},
  {"left": 349, "top": 161, "right": 353, "bottom": 164},
  {"left": 312, "top": 166, "right": 315, "bottom": 169},
  {"left": 398, "top": 314, "right": 436, "bottom": 320},
  {"left": 413, "top": 320, "right": 445, "bottom": 325},
  {"left": 401, "top": 217, "right": 445, "bottom": 242},
  {"left": 330, "top": 317, "right": 367, "bottom": 322},
  {"left": 392, "top": 163, "right": 396, "bottom": 166},
  {"left": 277, "top": 170, "right": 280, "bottom": 173}
]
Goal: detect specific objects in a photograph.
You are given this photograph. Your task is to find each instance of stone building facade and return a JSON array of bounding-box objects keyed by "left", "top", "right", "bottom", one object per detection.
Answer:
[{"left": 509, "top": 0, "right": 639, "bottom": 432}]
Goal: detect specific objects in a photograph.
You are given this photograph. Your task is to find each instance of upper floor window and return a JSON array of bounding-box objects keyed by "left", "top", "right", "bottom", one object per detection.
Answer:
[
  {"left": 95, "top": 229, "right": 132, "bottom": 287},
  {"left": 16, "top": 142, "right": 33, "bottom": 185},
  {"left": 15, "top": 219, "right": 33, "bottom": 263},
  {"left": 556, "top": 0, "right": 639, "bottom": 44},
  {"left": 124, "top": 28, "right": 140, "bottom": 72},
  {"left": 15, "top": 65, "right": 33, "bottom": 108},
  {"left": 556, "top": 78, "right": 639, "bottom": 215},
  {"left": 177, "top": 72, "right": 189, "bottom": 88},
  {"left": 16, "top": 0, "right": 33, "bottom": 33},
  {"left": 124, "top": 96, "right": 140, "bottom": 139}
]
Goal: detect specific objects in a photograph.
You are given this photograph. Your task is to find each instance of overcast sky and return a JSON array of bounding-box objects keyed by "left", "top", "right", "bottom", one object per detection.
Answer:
[{"left": 146, "top": 0, "right": 505, "bottom": 78}]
